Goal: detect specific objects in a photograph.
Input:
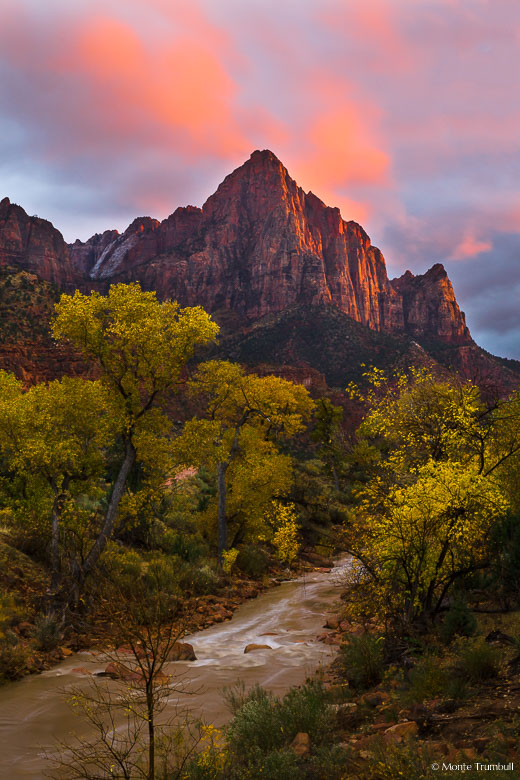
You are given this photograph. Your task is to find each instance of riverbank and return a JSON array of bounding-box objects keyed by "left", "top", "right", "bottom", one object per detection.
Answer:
[
  {"left": 0, "top": 526, "right": 336, "bottom": 682},
  {"left": 0, "top": 557, "right": 347, "bottom": 779},
  {"left": 310, "top": 598, "right": 520, "bottom": 778}
]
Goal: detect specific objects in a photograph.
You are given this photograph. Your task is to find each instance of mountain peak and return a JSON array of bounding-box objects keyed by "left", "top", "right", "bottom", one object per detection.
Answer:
[
  {"left": 1, "top": 152, "right": 473, "bottom": 350},
  {"left": 427, "top": 262, "right": 448, "bottom": 278},
  {"left": 248, "top": 149, "right": 282, "bottom": 165}
]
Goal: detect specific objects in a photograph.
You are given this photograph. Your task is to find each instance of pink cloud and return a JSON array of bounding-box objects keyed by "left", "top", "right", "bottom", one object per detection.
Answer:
[
  {"left": 49, "top": 15, "right": 249, "bottom": 160},
  {"left": 316, "top": 0, "right": 421, "bottom": 74},
  {"left": 450, "top": 234, "right": 493, "bottom": 260},
  {"left": 290, "top": 104, "right": 390, "bottom": 225}
]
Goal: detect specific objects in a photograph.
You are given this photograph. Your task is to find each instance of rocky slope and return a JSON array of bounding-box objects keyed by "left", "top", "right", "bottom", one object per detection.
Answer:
[
  {"left": 0, "top": 197, "right": 79, "bottom": 290},
  {"left": 0, "top": 265, "right": 89, "bottom": 384}
]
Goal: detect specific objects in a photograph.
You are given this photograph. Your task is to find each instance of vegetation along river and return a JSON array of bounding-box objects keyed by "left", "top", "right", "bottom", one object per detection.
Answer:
[{"left": 0, "top": 558, "right": 349, "bottom": 778}]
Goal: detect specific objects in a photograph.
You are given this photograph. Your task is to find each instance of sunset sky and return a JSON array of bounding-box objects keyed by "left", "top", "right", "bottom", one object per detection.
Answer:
[{"left": 0, "top": 0, "right": 519, "bottom": 357}]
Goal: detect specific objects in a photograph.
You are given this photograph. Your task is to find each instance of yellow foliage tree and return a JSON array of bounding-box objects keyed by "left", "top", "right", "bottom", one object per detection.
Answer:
[
  {"left": 49, "top": 283, "right": 218, "bottom": 596},
  {"left": 345, "top": 367, "right": 518, "bottom": 627},
  {"left": 266, "top": 501, "right": 300, "bottom": 564},
  {"left": 175, "top": 360, "right": 314, "bottom": 565},
  {"left": 347, "top": 460, "right": 508, "bottom": 626},
  {"left": 0, "top": 372, "right": 116, "bottom": 597}
]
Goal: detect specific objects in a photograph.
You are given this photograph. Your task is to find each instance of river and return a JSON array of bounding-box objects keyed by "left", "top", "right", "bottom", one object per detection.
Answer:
[{"left": 0, "top": 558, "right": 349, "bottom": 778}]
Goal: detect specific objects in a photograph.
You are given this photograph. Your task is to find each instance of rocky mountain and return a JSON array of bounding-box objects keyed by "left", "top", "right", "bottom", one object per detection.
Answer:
[
  {"left": 67, "top": 150, "right": 470, "bottom": 347},
  {"left": 0, "top": 150, "right": 518, "bottom": 391},
  {"left": 0, "top": 197, "right": 79, "bottom": 289}
]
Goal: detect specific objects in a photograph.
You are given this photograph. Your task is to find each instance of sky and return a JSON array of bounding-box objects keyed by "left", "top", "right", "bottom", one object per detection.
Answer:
[{"left": 0, "top": 0, "right": 519, "bottom": 358}]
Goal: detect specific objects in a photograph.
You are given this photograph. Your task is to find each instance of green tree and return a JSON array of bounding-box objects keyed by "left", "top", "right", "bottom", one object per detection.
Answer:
[
  {"left": 51, "top": 283, "right": 218, "bottom": 593},
  {"left": 347, "top": 459, "right": 507, "bottom": 626},
  {"left": 344, "top": 368, "right": 519, "bottom": 628},
  {"left": 310, "top": 398, "right": 345, "bottom": 490},
  {"left": 0, "top": 373, "right": 115, "bottom": 599},
  {"left": 175, "top": 361, "right": 314, "bottom": 565}
]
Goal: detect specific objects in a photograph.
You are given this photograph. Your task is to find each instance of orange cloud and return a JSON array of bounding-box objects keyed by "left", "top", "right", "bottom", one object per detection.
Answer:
[
  {"left": 306, "top": 110, "right": 389, "bottom": 188},
  {"left": 281, "top": 70, "right": 392, "bottom": 224},
  {"left": 450, "top": 234, "right": 493, "bottom": 260},
  {"left": 52, "top": 15, "right": 249, "bottom": 159},
  {"left": 289, "top": 108, "right": 390, "bottom": 224}
]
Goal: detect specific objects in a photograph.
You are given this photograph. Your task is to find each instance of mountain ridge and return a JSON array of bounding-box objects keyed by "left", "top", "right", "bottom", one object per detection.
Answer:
[{"left": 0, "top": 151, "right": 518, "bottom": 392}]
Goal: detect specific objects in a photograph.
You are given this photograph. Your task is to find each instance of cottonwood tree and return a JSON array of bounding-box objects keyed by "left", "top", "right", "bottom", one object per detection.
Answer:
[
  {"left": 0, "top": 373, "right": 115, "bottom": 602},
  {"left": 51, "top": 283, "right": 218, "bottom": 597},
  {"left": 344, "top": 368, "right": 520, "bottom": 629},
  {"left": 175, "top": 360, "right": 314, "bottom": 565}
]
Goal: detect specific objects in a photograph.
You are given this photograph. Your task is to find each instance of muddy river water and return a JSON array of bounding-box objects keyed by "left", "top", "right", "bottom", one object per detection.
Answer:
[{"left": 0, "top": 558, "right": 349, "bottom": 778}]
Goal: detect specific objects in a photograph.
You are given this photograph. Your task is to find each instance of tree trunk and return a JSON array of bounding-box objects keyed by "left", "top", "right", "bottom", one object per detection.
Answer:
[
  {"left": 49, "top": 477, "right": 69, "bottom": 599},
  {"left": 217, "top": 461, "right": 228, "bottom": 567},
  {"left": 147, "top": 684, "right": 155, "bottom": 779},
  {"left": 331, "top": 462, "right": 340, "bottom": 492},
  {"left": 79, "top": 437, "right": 136, "bottom": 584},
  {"left": 50, "top": 491, "right": 62, "bottom": 595}
]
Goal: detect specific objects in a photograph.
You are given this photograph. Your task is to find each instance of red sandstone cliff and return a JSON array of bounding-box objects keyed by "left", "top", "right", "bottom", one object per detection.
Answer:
[
  {"left": 67, "top": 150, "right": 469, "bottom": 344},
  {"left": 391, "top": 264, "right": 471, "bottom": 344},
  {"left": 1, "top": 150, "right": 518, "bottom": 391},
  {"left": 0, "top": 151, "right": 472, "bottom": 348},
  {"left": 0, "top": 197, "right": 79, "bottom": 289}
]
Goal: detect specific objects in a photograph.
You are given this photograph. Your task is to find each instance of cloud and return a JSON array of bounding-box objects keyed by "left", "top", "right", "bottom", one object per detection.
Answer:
[
  {"left": 0, "top": 0, "right": 519, "bottom": 361},
  {"left": 450, "top": 235, "right": 493, "bottom": 261},
  {"left": 0, "top": 1, "right": 257, "bottom": 236},
  {"left": 448, "top": 232, "right": 520, "bottom": 359}
]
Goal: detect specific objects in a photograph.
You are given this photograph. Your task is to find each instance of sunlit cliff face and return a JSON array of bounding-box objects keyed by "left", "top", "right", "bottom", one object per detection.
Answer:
[{"left": 0, "top": 0, "right": 519, "bottom": 356}]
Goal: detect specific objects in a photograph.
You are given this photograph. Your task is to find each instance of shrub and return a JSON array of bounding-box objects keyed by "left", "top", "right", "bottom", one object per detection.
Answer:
[
  {"left": 444, "top": 675, "right": 470, "bottom": 704},
  {"left": 236, "top": 545, "right": 269, "bottom": 578},
  {"left": 407, "top": 655, "right": 448, "bottom": 703},
  {"left": 189, "top": 563, "right": 220, "bottom": 596},
  {"left": 32, "top": 613, "right": 61, "bottom": 652},
  {"left": 440, "top": 600, "right": 477, "bottom": 644},
  {"left": 307, "top": 745, "right": 350, "bottom": 779},
  {"left": 238, "top": 749, "right": 300, "bottom": 780},
  {"left": 222, "top": 548, "right": 239, "bottom": 575},
  {"left": 455, "top": 638, "right": 500, "bottom": 683},
  {"left": 163, "top": 531, "right": 208, "bottom": 563},
  {"left": 225, "top": 681, "right": 265, "bottom": 715},
  {"left": 226, "top": 687, "right": 283, "bottom": 757},
  {"left": 279, "top": 680, "right": 333, "bottom": 743},
  {"left": 362, "top": 738, "right": 436, "bottom": 780},
  {"left": 226, "top": 680, "right": 332, "bottom": 764},
  {"left": 339, "top": 634, "right": 385, "bottom": 690},
  {"left": 0, "top": 631, "right": 28, "bottom": 682}
]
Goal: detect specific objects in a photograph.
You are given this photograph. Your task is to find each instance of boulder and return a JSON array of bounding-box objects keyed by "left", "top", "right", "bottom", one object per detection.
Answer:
[
  {"left": 60, "top": 647, "right": 74, "bottom": 657},
  {"left": 244, "top": 643, "right": 272, "bottom": 653},
  {"left": 324, "top": 616, "right": 339, "bottom": 630},
  {"left": 290, "top": 732, "right": 310, "bottom": 757},
  {"left": 166, "top": 642, "right": 197, "bottom": 661},
  {"left": 115, "top": 644, "right": 147, "bottom": 658},
  {"left": 104, "top": 662, "right": 142, "bottom": 682},
  {"left": 384, "top": 721, "right": 418, "bottom": 742}
]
